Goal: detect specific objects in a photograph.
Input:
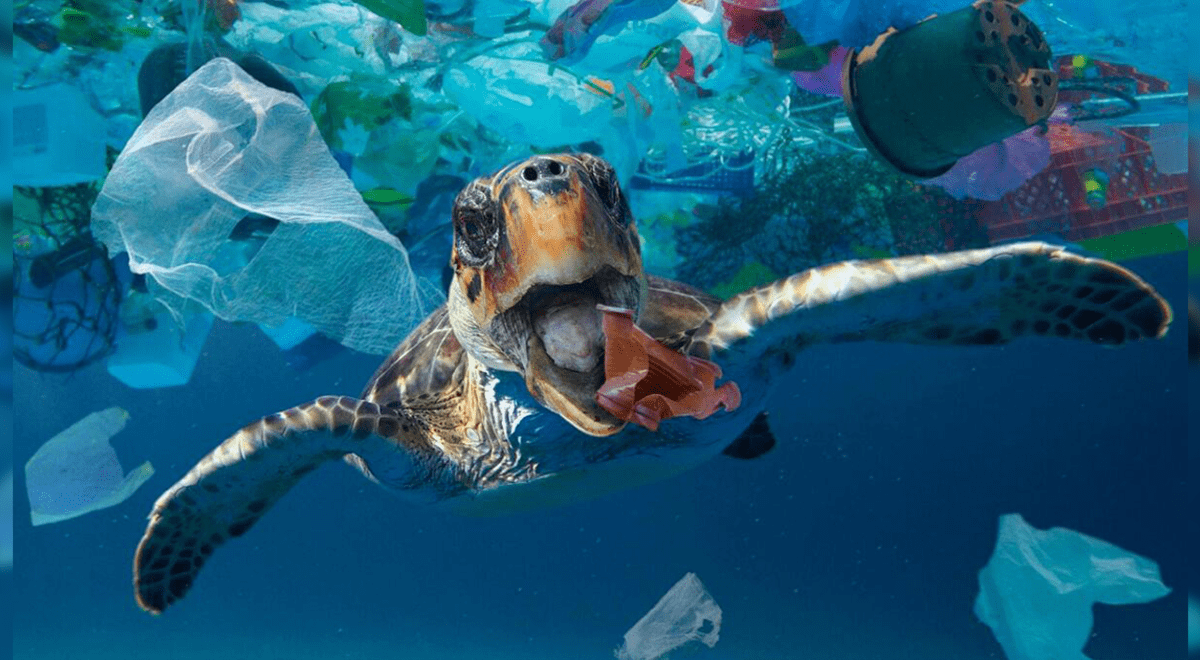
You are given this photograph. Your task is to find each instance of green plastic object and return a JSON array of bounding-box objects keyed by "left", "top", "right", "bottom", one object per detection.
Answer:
[
  {"left": 842, "top": 0, "right": 1058, "bottom": 177},
  {"left": 353, "top": 0, "right": 427, "bottom": 36},
  {"left": 1075, "top": 223, "right": 1186, "bottom": 263}
]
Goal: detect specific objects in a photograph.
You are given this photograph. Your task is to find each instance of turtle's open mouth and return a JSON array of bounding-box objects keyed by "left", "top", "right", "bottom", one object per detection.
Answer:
[{"left": 504, "top": 266, "right": 642, "bottom": 436}]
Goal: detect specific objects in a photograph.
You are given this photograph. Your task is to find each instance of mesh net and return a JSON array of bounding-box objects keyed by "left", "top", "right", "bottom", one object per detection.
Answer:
[{"left": 14, "top": 183, "right": 122, "bottom": 372}]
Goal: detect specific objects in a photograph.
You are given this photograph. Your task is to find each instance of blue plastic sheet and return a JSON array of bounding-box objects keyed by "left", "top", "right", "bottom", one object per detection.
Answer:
[{"left": 782, "top": 0, "right": 964, "bottom": 48}]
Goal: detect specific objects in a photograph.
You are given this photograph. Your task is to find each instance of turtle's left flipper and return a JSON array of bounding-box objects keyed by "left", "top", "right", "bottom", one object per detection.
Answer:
[
  {"left": 133, "top": 396, "right": 438, "bottom": 614},
  {"left": 689, "top": 242, "right": 1171, "bottom": 365}
]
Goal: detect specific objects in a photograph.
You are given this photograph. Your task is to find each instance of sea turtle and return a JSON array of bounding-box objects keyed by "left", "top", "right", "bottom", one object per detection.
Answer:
[{"left": 133, "top": 153, "right": 1172, "bottom": 613}]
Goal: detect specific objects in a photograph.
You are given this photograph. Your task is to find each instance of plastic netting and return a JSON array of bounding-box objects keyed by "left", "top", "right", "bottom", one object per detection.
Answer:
[
  {"left": 91, "top": 59, "right": 443, "bottom": 356},
  {"left": 14, "top": 183, "right": 122, "bottom": 372}
]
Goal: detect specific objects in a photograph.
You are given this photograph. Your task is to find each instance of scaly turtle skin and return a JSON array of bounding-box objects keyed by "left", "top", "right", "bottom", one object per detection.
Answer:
[{"left": 133, "top": 153, "right": 1172, "bottom": 614}]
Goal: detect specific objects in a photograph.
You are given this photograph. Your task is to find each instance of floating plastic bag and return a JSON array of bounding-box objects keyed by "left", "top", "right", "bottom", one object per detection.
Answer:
[
  {"left": 443, "top": 50, "right": 616, "bottom": 149},
  {"left": 922, "top": 126, "right": 1052, "bottom": 201},
  {"left": 540, "top": 0, "right": 677, "bottom": 65},
  {"left": 974, "top": 514, "right": 1170, "bottom": 660},
  {"left": 24, "top": 408, "right": 154, "bottom": 527},
  {"left": 791, "top": 45, "right": 848, "bottom": 97},
  {"left": 616, "top": 572, "right": 722, "bottom": 660},
  {"left": 782, "top": 0, "right": 963, "bottom": 48},
  {"left": 92, "top": 58, "right": 442, "bottom": 355}
]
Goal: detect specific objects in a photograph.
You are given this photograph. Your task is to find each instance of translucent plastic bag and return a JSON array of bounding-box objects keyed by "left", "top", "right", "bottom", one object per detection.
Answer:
[
  {"left": 25, "top": 408, "right": 153, "bottom": 526},
  {"left": 974, "top": 514, "right": 1170, "bottom": 660},
  {"left": 616, "top": 572, "right": 722, "bottom": 660},
  {"left": 92, "top": 58, "right": 442, "bottom": 355}
]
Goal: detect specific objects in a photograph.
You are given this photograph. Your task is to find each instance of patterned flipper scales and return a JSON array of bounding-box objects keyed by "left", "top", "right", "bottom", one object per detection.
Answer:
[
  {"left": 688, "top": 242, "right": 1171, "bottom": 363},
  {"left": 133, "top": 396, "right": 437, "bottom": 614}
]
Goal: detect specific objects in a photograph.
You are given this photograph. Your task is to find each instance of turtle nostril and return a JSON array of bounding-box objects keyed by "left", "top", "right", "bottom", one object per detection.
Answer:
[
  {"left": 547, "top": 161, "right": 564, "bottom": 176},
  {"left": 522, "top": 166, "right": 538, "bottom": 182}
]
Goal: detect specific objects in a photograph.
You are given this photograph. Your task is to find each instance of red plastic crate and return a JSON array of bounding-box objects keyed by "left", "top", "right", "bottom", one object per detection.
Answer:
[
  {"left": 977, "top": 124, "right": 1188, "bottom": 243},
  {"left": 1055, "top": 56, "right": 1170, "bottom": 95}
]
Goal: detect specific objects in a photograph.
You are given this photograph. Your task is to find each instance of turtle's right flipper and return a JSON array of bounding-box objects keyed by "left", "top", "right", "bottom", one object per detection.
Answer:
[
  {"left": 133, "top": 396, "right": 433, "bottom": 614},
  {"left": 688, "top": 242, "right": 1171, "bottom": 368}
]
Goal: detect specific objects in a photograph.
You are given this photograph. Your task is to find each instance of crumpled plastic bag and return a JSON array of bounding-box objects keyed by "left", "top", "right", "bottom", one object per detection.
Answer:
[
  {"left": 922, "top": 105, "right": 1069, "bottom": 200},
  {"left": 974, "top": 514, "right": 1171, "bottom": 660},
  {"left": 24, "top": 408, "right": 154, "bottom": 527},
  {"left": 791, "top": 44, "right": 848, "bottom": 96},
  {"left": 541, "top": 0, "right": 677, "bottom": 65},
  {"left": 443, "top": 49, "right": 616, "bottom": 149},
  {"left": 616, "top": 572, "right": 722, "bottom": 660},
  {"left": 922, "top": 126, "right": 1052, "bottom": 201},
  {"left": 92, "top": 58, "right": 442, "bottom": 355},
  {"left": 782, "top": 0, "right": 964, "bottom": 48}
]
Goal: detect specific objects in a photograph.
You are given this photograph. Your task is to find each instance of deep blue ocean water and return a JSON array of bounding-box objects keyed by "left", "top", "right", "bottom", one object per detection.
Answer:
[
  {"left": 13, "top": 251, "right": 1187, "bottom": 659},
  {"left": 11, "top": 0, "right": 1195, "bottom": 656}
]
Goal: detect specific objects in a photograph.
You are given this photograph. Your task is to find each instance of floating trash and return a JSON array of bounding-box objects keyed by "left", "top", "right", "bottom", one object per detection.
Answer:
[
  {"left": 25, "top": 408, "right": 154, "bottom": 526},
  {"left": 91, "top": 58, "right": 442, "bottom": 355},
  {"left": 974, "top": 513, "right": 1170, "bottom": 660},
  {"left": 13, "top": 184, "right": 122, "bottom": 374},
  {"left": 616, "top": 572, "right": 722, "bottom": 660}
]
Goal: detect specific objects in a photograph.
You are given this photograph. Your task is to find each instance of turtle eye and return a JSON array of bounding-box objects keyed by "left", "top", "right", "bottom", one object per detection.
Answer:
[{"left": 452, "top": 182, "right": 499, "bottom": 266}]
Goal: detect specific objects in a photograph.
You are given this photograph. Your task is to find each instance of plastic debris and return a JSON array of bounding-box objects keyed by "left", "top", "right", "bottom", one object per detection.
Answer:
[
  {"left": 791, "top": 45, "right": 848, "bottom": 97},
  {"left": 443, "top": 49, "right": 618, "bottom": 151},
  {"left": 24, "top": 408, "right": 154, "bottom": 527},
  {"left": 974, "top": 513, "right": 1171, "bottom": 660},
  {"left": 91, "top": 58, "right": 443, "bottom": 355},
  {"left": 541, "top": 0, "right": 676, "bottom": 65},
  {"left": 922, "top": 125, "right": 1052, "bottom": 201},
  {"left": 137, "top": 39, "right": 301, "bottom": 117},
  {"left": 782, "top": 0, "right": 965, "bottom": 49},
  {"left": 597, "top": 307, "right": 740, "bottom": 432},
  {"left": 615, "top": 572, "right": 722, "bottom": 660}
]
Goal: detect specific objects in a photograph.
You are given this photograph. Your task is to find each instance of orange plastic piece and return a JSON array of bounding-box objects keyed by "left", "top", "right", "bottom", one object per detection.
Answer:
[{"left": 596, "top": 306, "right": 741, "bottom": 432}]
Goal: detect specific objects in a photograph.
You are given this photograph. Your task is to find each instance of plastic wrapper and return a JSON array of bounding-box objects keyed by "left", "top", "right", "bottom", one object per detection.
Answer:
[
  {"left": 597, "top": 307, "right": 740, "bottom": 431},
  {"left": 616, "top": 572, "right": 722, "bottom": 660},
  {"left": 92, "top": 58, "right": 442, "bottom": 355},
  {"left": 922, "top": 126, "right": 1052, "bottom": 201},
  {"left": 24, "top": 408, "right": 153, "bottom": 526},
  {"left": 974, "top": 514, "right": 1170, "bottom": 660},
  {"left": 443, "top": 49, "right": 616, "bottom": 150},
  {"left": 541, "top": 0, "right": 676, "bottom": 65}
]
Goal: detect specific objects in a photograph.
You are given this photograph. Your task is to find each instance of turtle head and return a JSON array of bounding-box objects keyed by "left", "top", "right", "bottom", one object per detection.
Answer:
[{"left": 446, "top": 153, "right": 646, "bottom": 436}]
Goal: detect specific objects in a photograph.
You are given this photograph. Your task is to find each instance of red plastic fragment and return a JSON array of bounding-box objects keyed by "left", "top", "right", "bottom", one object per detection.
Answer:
[{"left": 596, "top": 306, "right": 741, "bottom": 432}]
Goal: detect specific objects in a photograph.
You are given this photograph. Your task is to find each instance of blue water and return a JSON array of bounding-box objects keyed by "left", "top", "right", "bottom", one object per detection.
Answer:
[
  {"left": 13, "top": 251, "right": 1187, "bottom": 659},
  {"left": 11, "top": 0, "right": 1194, "bottom": 656}
]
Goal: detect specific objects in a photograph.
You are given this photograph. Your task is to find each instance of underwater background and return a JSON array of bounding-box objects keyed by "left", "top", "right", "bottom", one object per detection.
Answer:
[{"left": 10, "top": 0, "right": 1194, "bottom": 658}]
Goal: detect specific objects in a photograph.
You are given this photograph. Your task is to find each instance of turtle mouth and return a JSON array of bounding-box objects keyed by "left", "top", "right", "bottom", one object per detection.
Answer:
[
  {"left": 519, "top": 266, "right": 641, "bottom": 372},
  {"left": 505, "top": 266, "right": 642, "bottom": 436}
]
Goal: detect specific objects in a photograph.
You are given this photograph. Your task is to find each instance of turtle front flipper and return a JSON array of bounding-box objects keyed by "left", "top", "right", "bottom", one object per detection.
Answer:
[
  {"left": 689, "top": 242, "right": 1171, "bottom": 368},
  {"left": 133, "top": 396, "right": 436, "bottom": 614}
]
